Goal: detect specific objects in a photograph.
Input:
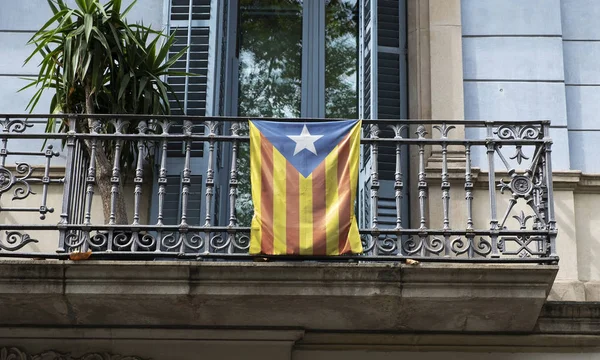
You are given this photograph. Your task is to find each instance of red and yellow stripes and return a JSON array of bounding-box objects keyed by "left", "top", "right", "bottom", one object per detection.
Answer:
[{"left": 249, "top": 121, "right": 362, "bottom": 255}]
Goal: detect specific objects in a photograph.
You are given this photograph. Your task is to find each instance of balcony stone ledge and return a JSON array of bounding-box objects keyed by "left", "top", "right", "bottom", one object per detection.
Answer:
[{"left": 0, "top": 260, "right": 557, "bottom": 332}]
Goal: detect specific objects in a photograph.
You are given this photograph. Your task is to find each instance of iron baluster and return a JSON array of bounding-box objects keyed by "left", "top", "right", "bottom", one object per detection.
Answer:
[
  {"left": 57, "top": 117, "right": 76, "bottom": 253},
  {"left": 487, "top": 122, "right": 499, "bottom": 258},
  {"left": 179, "top": 120, "right": 193, "bottom": 253},
  {"left": 227, "top": 122, "right": 241, "bottom": 253},
  {"left": 464, "top": 144, "right": 474, "bottom": 258},
  {"left": 204, "top": 121, "right": 217, "bottom": 227}
]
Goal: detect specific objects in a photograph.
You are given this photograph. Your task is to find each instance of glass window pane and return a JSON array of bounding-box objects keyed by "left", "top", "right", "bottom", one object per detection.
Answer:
[
  {"left": 237, "top": 0, "right": 303, "bottom": 118},
  {"left": 325, "top": 0, "right": 359, "bottom": 119}
]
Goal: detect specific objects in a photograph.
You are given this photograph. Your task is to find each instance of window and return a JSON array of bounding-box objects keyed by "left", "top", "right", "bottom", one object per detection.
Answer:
[
  {"left": 232, "top": 0, "right": 359, "bottom": 119},
  {"left": 159, "top": 0, "right": 408, "bottom": 228}
]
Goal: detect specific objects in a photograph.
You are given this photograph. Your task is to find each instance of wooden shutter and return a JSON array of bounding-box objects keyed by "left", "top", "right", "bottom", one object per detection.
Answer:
[{"left": 359, "top": 0, "right": 407, "bottom": 229}]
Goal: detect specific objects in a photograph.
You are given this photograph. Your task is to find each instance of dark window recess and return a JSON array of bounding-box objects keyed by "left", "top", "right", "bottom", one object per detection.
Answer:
[
  {"left": 163, "top": 175, "right": 204, "bottom": 225},
  {"left": 377, "top": 0, "right": 399, "bottom": 47},
  {"left": 214, "top": 185, "right": 221, "bottom": 226},
  {"left": 362, "top": 184, "right": 370, "bottom": 227},
  {"left": 163, "top": 175, "right": 183, "bottom": 225},
  {"left": 165, "top": 119, "right": 205, "bottom": 158},
  {"left": 186, "top": 175, "right": 204, "bottom": 226}
]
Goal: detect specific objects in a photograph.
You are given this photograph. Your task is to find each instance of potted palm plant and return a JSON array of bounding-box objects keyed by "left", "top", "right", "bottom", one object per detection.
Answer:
[{"left": 21, "top": 0, "right": 188, "bottom": 225}]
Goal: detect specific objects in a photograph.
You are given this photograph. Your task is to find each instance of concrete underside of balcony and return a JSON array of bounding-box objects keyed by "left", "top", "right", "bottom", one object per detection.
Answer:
[{"left": 0, "top": 260, "right": 557, "bottom": 332}]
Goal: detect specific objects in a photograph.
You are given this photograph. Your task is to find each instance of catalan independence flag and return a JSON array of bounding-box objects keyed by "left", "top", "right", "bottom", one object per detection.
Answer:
[{"left": 249, "top": 119, "right": 363, "bottom": 255}]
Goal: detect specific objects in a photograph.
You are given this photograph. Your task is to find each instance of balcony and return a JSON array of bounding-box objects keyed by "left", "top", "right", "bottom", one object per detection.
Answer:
[{"left": 0, "top": 114, "right": 558, "bottom": 332}]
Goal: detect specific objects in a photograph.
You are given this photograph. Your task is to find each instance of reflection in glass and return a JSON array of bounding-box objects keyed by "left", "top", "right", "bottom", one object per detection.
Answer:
[
  {"left": 237, "top": 0, "right": 303, "bottom": 118},
  {"left": 325, "top": 0, "right": 358, "bottom": 119}
]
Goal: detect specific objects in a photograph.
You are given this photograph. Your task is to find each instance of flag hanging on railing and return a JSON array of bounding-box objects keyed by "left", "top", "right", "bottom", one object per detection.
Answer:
[{"left": 249, "top": 119, "right": 363, "bottom": 255}]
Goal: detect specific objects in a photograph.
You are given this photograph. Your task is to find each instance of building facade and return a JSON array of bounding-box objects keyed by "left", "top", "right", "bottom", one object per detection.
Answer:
[{"left": 0, "top": 0, "right": 599, "bottom": 359}]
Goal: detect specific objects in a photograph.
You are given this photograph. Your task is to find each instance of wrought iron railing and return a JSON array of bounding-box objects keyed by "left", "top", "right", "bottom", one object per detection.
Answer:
[{"left": 0, "top": 114, "right": 557, "bottom": 262}]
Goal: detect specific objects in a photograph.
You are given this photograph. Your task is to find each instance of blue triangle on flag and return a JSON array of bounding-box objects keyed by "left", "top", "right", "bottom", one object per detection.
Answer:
[{"left": 251, "top": 120, "right": 359, "bottom": 177}]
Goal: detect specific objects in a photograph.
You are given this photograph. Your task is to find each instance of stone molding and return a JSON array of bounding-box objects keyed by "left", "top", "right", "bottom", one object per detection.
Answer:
[
  {"left": 536, "top": 302, "right": 600, "bottom": 334},
  {"left": 0, "top": 347, "right": 145, "bottom": 360},
  {"left": 0, "top": 260, "right": 557, "bottom": 332}
]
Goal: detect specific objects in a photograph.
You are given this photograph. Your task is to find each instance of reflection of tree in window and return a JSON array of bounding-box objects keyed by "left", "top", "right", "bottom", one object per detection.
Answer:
[
  {"left": 235, "top": 0, "right": 358, "bottom": 226},
  {"left": 238, "top": 0, "right": 303, "bottom": 118},
  {"left": 326, "top": 0, "right": 358, "bottom": 119}
]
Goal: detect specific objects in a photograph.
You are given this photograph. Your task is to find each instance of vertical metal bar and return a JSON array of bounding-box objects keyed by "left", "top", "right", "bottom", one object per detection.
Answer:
[
  {"left": 369, "top": 125, "right": 380, "bottom": 229},
  {"left": 204, "top": 121, "right": 216, "bottom": 227},
  {"left": 81, "top": 121, "right": 98, "bottom": 252},
  {"left": 0, "top": 117, "right": 7, "bottom": 168},
  {"left": 441, "top": 133, "right": 450, "bottom": 257},
  {"left": 394, "top": 134, "right": 403, "bottom": 230},
  {"left": 464, "top": 143, "right": 474, "bottom": 258},
  {"left": 107, "top": 120, "right": 124, "bottom": 252},
  {"left": 179, "top": 120, "right": 193, "bottom": 252},
  {"left": 486, "top": 123, "right": 499, "bottom": 258},
  {"left": 57, "top": 117, "right": 76, "bottom": 253},
  {"left": 465, "top": 144, "right": 474, "bottom": 230},
  {"left": 180, "top": 121, "right": 193, "bottom": 227},
  {"left": 69, "top": 141, "right": 83, "bottom": 226},
  {"left": 227, "top": 122, "right": 240, "bottom": 253},
  {"left": 543, "top": 124, "right": 557, "bottom": 258},
  {"left": 156, "top": 122, "right": 170, "bottom": 228},
  {"left": 417, "top": 127, "right": 427, "bottom": 230},
  {"left": 441, "top": 142, "right": 450, "bottom": 230},
  {"left": 0, "top": 118, "right": 7, "bottom": 219},
  {"left": 130, "top": 121, "right": 147, "bottom": 252},
  {"left": 108, "top": 120, "right": 124, "bottom": 226},
  {"left": 39, "top": 144, "right": 54, "bottom": 220},
  {"left": 83, "top": 123, "right": 98, "bottom": 227},
  {"left": 132, "top": 121, "right": 147, "bottom": 226}
]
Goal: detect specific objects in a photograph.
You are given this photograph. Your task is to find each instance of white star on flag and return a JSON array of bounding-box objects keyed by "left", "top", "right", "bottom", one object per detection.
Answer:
[{"left": 287, "top": 124, "right": 323, "bottom": 156}]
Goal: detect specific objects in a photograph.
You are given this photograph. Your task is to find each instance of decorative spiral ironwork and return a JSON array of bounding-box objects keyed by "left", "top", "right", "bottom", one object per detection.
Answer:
[
  {"left": 89, "top": 232, "right": 108, "bottom": 249},
  {"left": 376, "top": 236, "right": 397, "bottom": 254},
  {"left": 361, "top": 235, "right": 375, "bottom": 254},
  {"left": 233, "top": 234, "right": 250, "bottom": 251},
  {"left": 0, "top": 231, "right": 38, "bottom": 251},
  {"left": 402, "top": 236, "right": 423, "bottom": 255},
  {"left": 184, "top": 232, "right": 204, "bottom": 250},
  {"left": 0, "top": 118, "right": 32, "bottom": 133},
  {"left": 424, "top": 236, "right": 445, "bottom": 254},
  {"left": 450, "top": 237, "right": 469, "bottom": 255},
  {"left": 210, "top": 234, "right": 230, "bottom": 251},
  {"left": 495, "top": 124, "right": 541, "bottom": 140},
  {"left": 161, "top": 233, "right": 181, "bottom": 251},
  {"left": 135, "top": 233, "right": 157, "bottom": 251},
  {"left": 113, "top": 232, "right": 134, "bottom": 249},
  {"left": 473, "top": 237, "right": 492, "bottom": 256},
  {"left": 65, "top": 232, "right": 86, "bottom": 249},
  {"left": 0, "top": 167, "right": 13, "bottom": 193}
]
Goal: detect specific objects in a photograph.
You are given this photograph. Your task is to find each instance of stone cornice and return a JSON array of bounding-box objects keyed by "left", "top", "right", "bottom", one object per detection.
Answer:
[
  {"left": 536, "top": 301, "right": 600, "bottom": 334},
  {"left": 0, "top": 347, "right": 145, "bottom": 359},
  {"left": 0, "top": 260, "right": 557, "bottom": 333}
]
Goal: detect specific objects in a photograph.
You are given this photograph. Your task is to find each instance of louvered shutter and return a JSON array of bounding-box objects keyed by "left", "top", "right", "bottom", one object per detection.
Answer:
[
  {"left": 156, "top": 0, "right": 222, "bottom": 229},
  {"left": 359, "top": 0, "right": 407, "bottom": 229},
  {"left": 162, "top": 175, "right": 204, "bottom": 225},
  {"left": 166, "top": 0, "right": 216, "bottom": 158}
]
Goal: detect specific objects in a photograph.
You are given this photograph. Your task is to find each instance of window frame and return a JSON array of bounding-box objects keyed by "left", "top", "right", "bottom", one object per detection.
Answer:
[{"left": 224, "top": 0, "right": 338, "bottom": 118}]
